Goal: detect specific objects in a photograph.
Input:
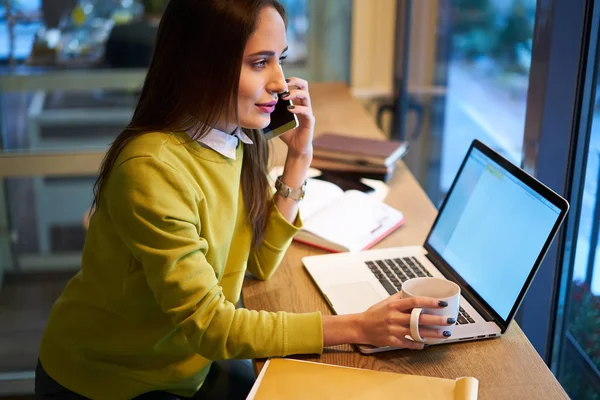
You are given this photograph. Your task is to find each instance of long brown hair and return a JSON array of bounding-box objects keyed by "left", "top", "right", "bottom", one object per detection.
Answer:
[{"left": 93, "top": 0, "right": 286, "bottom": 248}]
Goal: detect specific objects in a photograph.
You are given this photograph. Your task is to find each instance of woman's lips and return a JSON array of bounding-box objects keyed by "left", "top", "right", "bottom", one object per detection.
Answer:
[{"left": 256, "top": 102, "right": 276, "bottom": 113}]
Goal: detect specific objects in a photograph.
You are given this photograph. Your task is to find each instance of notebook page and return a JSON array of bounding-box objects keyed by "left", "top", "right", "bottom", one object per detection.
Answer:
[
  {"left": 300, "top": 178, "right": 344, "bottom": 220},
  {"left": 302, "top": 190, "right": 404, "bottom": 252},
  {"left": 269, "top": 167, "right": 344, "bottom": 221}
]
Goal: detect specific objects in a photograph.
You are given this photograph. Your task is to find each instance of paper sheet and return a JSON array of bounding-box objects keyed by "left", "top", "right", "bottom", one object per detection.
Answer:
[{"left": 247, "top": 358, "right": 479, "bottom": 400}]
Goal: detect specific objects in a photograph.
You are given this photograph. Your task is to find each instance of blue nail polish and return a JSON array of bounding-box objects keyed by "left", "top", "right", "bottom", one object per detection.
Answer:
[
  {"left": 443, "top": 331, "right": 452, "bottom": 337},
  {"left": 285, "top": 78, "right": 291, "bottom": 83},
  {"left": 447, "top": 317, "right": 456, "bottom": 324},
  {"left": 287, "top": 105, "right": 295, "bottom": 110},
  {"left": 438, "top": 301, "right": 448, "bottom": 307}
]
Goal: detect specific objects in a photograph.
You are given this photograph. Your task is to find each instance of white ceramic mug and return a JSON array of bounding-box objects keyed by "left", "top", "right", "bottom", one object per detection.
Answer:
[{"left": 400, "top": 277, "right": 461, "bottom": 344}]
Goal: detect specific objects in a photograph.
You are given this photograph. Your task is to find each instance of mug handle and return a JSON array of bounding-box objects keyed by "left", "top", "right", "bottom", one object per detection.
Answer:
[{"left": 410, "top": 307, "right": 425, "bottom": 343}]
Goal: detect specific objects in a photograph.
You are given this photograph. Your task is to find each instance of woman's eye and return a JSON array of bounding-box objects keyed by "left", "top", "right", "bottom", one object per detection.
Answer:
[
  {"left": 253, "top": 60, "right": 267, "bottom": 68},
  {"left": 252, "top": 55, "right": 287, "bottom": 69}
]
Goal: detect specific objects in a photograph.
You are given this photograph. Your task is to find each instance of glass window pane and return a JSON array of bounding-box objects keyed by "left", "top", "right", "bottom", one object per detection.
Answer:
[
  {"left": 0, "top": 0, "right": 42, "bottom": 60},
  {"left": 0, "top": 269, "right": 74, "bottom": 373},
  {"left": 557, "top": 152, "right": 600, "bottom": 398},
  {"left": 7, "top": 176, "right": 94, "bottom": 254},
  {"left": 1, "top": 86, "right": 136, "bottom": 152},
  {"left": 555, "top": 35, "right": 600, "bottom": 400},
  {"left": 278, "top": 0, "right": 308, "bottom": 67},
  {"left": 405, "top": 0, "right": 536, "bottom": 204},
  {"left": 1, "top": 175, "right": 87, "bottom": 375},
  {"left": 559, "top": 354, "right": 600, "bottom": 400},
  {"left": 441, "top": 0, "right": 535, "bottom": 190}
]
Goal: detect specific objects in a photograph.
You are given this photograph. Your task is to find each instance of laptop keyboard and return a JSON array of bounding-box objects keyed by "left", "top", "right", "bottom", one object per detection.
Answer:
[
  {"left": 365, "top": 257, "right": 432, "bottom": 294},
  {"left": 365, "top": 257, "right": 475, "bottom": 325},
  {"left": 458, "top": 307, "right": 476, "bottom": 324}
]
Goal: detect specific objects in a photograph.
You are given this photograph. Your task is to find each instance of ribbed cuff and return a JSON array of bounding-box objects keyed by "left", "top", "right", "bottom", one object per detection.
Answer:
[
  {"left": 283, "top": 312, "right": 324, "bottom": 356},
  {"left": 262, "top": 197, "right": 303, "bottom": 251}
]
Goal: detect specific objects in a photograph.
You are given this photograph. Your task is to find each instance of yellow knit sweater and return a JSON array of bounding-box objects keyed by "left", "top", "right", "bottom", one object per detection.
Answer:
[{"left": 39, "top": 131, "right": 323, "bottom": 399}]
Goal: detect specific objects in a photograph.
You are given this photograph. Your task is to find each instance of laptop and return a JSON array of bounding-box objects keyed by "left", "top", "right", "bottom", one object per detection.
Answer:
[{"left": 303, "top": 140, "right": 569, "bottom": 353}]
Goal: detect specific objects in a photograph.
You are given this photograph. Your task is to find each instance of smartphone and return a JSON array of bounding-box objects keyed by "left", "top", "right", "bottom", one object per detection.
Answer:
[
  {"left": 263, "top": 97, "right": 299, "bottom": 140},
  {"left": 313, "top": 171, "right": 375, "bottom": 193}
]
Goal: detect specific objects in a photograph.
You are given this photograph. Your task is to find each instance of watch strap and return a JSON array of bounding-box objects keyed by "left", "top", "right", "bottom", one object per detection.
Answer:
[{"left": 275, "top": 176, "right": 307, "bottom": 201}]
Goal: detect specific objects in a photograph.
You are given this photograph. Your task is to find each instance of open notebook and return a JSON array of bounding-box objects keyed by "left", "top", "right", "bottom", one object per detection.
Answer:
[
  {"left": 269, "top": 167, "right": 405, "bottom": 252},
  {"left": 247, "top": 358, "right": 479, "bottom": 400}
]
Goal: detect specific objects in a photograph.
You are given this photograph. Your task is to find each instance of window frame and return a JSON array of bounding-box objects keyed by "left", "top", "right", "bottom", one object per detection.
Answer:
[{"left": 515, "top": 0, "right": 598, "bottom": 372}]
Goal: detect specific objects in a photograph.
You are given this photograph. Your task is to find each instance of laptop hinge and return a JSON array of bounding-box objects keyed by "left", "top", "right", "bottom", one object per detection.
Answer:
[{"left": 425, "top": 253, "right": 497, "bottom": 324}]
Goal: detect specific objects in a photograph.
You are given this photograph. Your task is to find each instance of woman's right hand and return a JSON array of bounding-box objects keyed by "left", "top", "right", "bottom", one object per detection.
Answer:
[
  {"left": 322, "top": 293, "right": 456, "bottom": 349},
  {"left": 355, "top": 293, "right": 455, "bottom": 349}
]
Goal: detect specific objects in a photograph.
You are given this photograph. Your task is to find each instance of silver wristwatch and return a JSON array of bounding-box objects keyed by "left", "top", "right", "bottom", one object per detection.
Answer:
[{"left": 275, "top": 176, "right": 307, "bottom": 201}]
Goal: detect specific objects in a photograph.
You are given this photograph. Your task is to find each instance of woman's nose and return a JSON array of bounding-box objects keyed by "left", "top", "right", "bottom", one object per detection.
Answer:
[
  {"left": 268, "top": 67, "right": 287, "bottom": 94},
  {"left": 268, "top": 82, "right": 287, "bottom": 96}
]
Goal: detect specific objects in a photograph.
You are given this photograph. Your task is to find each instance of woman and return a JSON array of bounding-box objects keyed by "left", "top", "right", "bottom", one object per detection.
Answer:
[{"left": 36, "top": 1, "right": 456, "bottom": 399}]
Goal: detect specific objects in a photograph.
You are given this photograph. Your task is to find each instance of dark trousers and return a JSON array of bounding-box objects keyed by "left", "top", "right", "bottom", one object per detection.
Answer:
[{"left": 35, "top": 358, "right": 255, "bottom": 400}]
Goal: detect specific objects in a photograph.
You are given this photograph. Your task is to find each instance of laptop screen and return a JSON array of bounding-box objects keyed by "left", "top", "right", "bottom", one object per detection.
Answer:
[{"left": 426, "top": 147, "right": 562, "bottom": 320}]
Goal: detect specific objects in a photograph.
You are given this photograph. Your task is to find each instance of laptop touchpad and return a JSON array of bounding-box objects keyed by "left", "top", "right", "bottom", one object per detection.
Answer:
[{"left": 326, "top": 282, "right": 384, "bottom": 315}]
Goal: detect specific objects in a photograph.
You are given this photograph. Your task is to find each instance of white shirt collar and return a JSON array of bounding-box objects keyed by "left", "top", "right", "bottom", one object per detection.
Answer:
[{"left": 194, "top": 127, "right": 253, "bottom": 160}]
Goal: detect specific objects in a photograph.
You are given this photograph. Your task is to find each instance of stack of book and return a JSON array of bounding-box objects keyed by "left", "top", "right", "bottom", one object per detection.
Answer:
[{"left": 311, "top": 132, "right": 409, "bottom": 182}]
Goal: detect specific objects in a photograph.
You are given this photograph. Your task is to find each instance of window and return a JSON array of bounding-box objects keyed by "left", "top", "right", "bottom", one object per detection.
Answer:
[
  {"left": 553, "top": 32, "right": 600, "bottom": 400},
  {"left": 399, "top": 0, "right": 536, "bottom": 204},
  {"left": 0, "top": 0, "right": 42, "bottom": 60}
]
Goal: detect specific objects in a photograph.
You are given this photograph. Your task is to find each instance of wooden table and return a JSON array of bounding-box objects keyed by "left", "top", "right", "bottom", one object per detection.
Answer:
[{"left": 242, "top": 82, "right": 568, "bottom": 400}]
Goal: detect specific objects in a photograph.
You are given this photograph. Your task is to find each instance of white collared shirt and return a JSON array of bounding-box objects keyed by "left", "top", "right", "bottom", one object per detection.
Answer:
[{"left": 194, "top": 127, "right": 254, "bottom": 160}]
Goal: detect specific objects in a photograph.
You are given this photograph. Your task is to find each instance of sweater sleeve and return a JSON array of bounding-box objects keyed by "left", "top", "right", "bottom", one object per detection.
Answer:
[
  {"left": 246, "top": 196, "right": 303, "bottom": 281},
  {"left": 105, "top": 156, "right": 323, "bottom": 360}
]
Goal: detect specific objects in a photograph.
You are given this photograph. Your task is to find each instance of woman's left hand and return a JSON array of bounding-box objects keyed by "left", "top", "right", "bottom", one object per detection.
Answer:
[{"left": 277, "top": 77, "right": 315, "bottom": 158}]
